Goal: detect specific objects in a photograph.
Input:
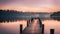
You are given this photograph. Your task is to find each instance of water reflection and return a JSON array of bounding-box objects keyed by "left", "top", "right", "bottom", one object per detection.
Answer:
[
  {"left": 0, "top": 20, "right": 60, "bottom": 34},
  {"left": 42, "top": 20, "right": 60, "bottom": 34}
]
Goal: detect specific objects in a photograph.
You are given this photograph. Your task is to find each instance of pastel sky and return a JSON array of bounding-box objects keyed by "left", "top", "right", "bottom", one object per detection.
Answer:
[{"left": 0, "top": 0, "right": 60, "bottom": 12}]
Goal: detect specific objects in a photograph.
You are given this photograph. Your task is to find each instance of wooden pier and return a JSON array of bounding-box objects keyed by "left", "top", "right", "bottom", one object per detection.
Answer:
[
  {"left": 20, "top": 18, "right": 55, "bottom": 34},
  {"left": 20, "top": 18, "right": 44, "bottom": 34}
]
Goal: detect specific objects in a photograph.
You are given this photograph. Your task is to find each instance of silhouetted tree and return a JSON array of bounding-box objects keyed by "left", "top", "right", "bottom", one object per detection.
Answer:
[{"left": 51, "top": 12, "right": 60, "bottom": 21}]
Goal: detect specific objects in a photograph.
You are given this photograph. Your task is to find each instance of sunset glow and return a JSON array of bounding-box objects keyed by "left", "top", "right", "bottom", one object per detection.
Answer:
[
  {"left": 0, "top": 0, "right": 60, "bottom": 34},
  {"left": 0, "top": 0, "right": 60, "bottom": 12}
]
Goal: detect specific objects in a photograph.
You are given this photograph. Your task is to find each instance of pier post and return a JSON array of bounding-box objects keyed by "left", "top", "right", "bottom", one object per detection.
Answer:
[
  {"left": 20, "top": 24, "right": 23, "bottom": 34},
  {"left": 42, "top": 24, "right": 44, "bottom": 34},
  {"left": 27, "top": 20, "right": 29, "bottom": 27},
  {"left": 31, "top": 18, "right": 33, "bottom": 23},
  {"left": 38, "top": 18, "right": 42, "bottom": 27},
  {"left": 27, "top": 20, "right": 31, "bottom": 27},
  {"left": 50, "top": 29, "right": 54, "bottom": 34}
]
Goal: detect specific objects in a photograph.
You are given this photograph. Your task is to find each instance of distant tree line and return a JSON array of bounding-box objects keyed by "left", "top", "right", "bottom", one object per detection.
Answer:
[
  {"left": 1, "top": 9, "right": 59, "bottom": 22},
  {"left": 0, "top": 10, "right": 23, "bottom": 22},
  {"left": 50, "top": 12, "right": 60, "bottom": 21}
]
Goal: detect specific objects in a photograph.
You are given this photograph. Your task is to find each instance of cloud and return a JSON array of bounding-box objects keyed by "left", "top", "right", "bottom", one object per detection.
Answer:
[
  {"left": 0, "top": 0, "right": 12, "bottom": 3},
  {"left": 0, "top": 0, "right": 13, "bottom": 6},
  {"left": 0, "top": 0, "right": 60, "bottom": 6}
]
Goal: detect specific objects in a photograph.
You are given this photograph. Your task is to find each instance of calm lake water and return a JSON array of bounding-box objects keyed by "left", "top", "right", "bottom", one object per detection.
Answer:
[{"left": 0, "top": 20, "right": 60, "bottom": 34}]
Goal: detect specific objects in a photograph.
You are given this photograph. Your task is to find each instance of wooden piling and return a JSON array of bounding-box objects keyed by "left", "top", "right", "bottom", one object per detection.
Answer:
[
  {"left": 31, "top": 18, "right": 33, "bottom": 23},
  {"left": 27, "top": 20, "right": 31, "bottom": 27},
  {"left": 42, "top": 24, "right": 44, "bottom": 34},
  {"left": 27, "top": 20, "right": 29, "bottom": 27},
  {"left": 20, "top": 24, "right": 23, "bottom": 34},
  {"left": 50, "top": 29, "right": 54, "bottom": 34}
]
